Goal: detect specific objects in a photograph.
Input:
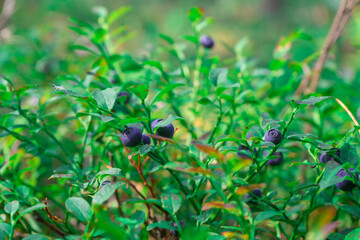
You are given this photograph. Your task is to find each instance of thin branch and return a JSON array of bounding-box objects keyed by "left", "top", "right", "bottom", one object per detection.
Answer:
[
  {"left": 335, "top": 98, "right": 360, "bottom": 134},
  {"left": 0, "top": 0, "right": 15, "bottom": 30},
  {"left": 295, "top": 0, "right": 360, "bottom": 96}
]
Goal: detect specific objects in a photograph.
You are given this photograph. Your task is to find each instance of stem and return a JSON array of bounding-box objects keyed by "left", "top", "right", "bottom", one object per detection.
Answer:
[
  {"left": 84, "top": 212, "right": 95, "bottom": 239},
  {"left": 246, "top": 107, "right": 298, "bottom": 182},
  {"left": 142, "top": 101, "right": 153, "bottom": 134},
  {"left": 208, "top": 98, "right": 223, "bottom": 144},
  {"left": 147, "top": 152, "right": 201, "bottom": 214}
]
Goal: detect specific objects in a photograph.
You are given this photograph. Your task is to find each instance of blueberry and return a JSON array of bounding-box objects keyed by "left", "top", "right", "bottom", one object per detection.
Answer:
[
  {"left": 335, "top": 168, "right": 359, "bottom": 192},
  {"left": 264, "top": 151, "right": 283, "bottom": 166},
  {"left": 121, "top": 127, "right": 142, "bottom": 147},
  {"left": 151, "top": 119, "right": 175, "bottom": 139},
  {"left": 237, "top": 145, "right": 257, "bottom": 159},
  {"left": 200, "top": 35, "right": 214, "bottom": 49},
  {"left": 264, "top": 129, "right": 282, "bottom": 145},
  {"left": 244, "top": 188, "right": 262, "bottom": 204},
  {"left": 142, "top": 134, "right": 151, "bottom": 144},
  {"left": 170, "top": 221, "right": 185, "bottom": 237},
  {"left": 319, "top": 149, "right": 340, "bottom": 164},
  {"left": 117, "top": 91, "right": 130, "bottom": 104}
]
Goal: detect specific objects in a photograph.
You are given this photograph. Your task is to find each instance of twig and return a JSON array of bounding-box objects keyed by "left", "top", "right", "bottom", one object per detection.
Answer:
[
  {"left": 335, "top": 98, "right": 360, "bottom": 134},
  {"left": 109, "top": 152, "right": 125, "bottom": 217},
  {"left": 0, "top": 0, "right": 16, "bottom": 30},
  {"left": 295, "top": 0, "right": 360, "bottom": 96},
  {"left": 129, "top": 154, "right": 158, "bottom": 199}
]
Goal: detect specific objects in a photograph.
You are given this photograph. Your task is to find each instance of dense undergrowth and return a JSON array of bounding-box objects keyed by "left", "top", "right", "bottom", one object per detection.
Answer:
[{"left": 1, "top": 6, "right": 360, "bottom": 240}]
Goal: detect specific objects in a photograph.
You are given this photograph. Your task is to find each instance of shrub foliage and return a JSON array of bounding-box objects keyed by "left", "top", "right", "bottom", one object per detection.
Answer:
[{"left": 0, "top": 6, "right": 360, "bottom": 240}]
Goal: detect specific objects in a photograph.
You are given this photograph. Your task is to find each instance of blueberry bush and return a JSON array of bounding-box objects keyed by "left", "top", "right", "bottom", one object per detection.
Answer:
[{"left": 1, "top": 6, "right": 360, "bottom": 240}]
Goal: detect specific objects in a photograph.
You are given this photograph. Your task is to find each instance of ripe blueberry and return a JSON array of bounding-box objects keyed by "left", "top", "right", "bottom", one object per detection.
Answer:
[
  {"left": 264, "top": 151, "right": 283, "bottom": 166},
  {"left": 319, "top": 149, "right": 340, "bottom": 164},
  {"left": 151, "top": 119, "right": 175, "bottom": 139},
  {"left": 335, "top": 168, "right": 359, "bottom": 192},
  {"left": 170, "top": 221, "right": 185, "bottom": 237},
  {"left": 264, "top": 129, "right": 282, "bottom": 145},
  {"left": 117, "top": 91, "right": 130, "bottom": 104},
  {"left": 121, "top": 127, "right": 142, "bottom": 147},
  {"left": 237, "top": 145, "right": 257, "bottom": 159},
  {"left": 244, "top": 188, "right": 262, "bottom": 204},
  {"left": 200, "top": 35, "right": 214, "bottom": 49},
  {"left": 142, "top": 134, "right": 151, "bottom": 144}
]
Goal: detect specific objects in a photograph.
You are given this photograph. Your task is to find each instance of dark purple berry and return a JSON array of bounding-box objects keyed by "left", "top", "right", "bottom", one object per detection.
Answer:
[
  {"left": 100, "top": 181, "right": 110, "bottom": 188},
  {"left": 319, "top": 153, "right": 333, "bottom": 164},
  {"left": 117, "top": 91, "right": 130, "bottom": 104},
  {"left": 319, "top": 149, "right": 341, "bottom": 164},
  {"left": 264, "top": 129, "right": 282, "bottom": 145},
  {"left": 151, "top": 119, "right": 175, "bottom": 139},
  {"left": 264, "top": 151, "right": 283, "bottom": 166},
  {"left": 170, "top": 221, "right": 185, "bottom": 237},
  {"left": 244, "top": 188, "right": 262, "bottom": 204},
  {"left": 335, "top": 168, "right": 359, "bottom": 192},
  {"left": 142, "top": 134, "right": 151, "bottom": 144},
  {"left": 121, "top": 127, "right": 142, "bottom": 147},
  {"left": 237, "top": 145, "right": 257, "bottom": 159},
  {"left": 200, "top": 35, "right": 214, "bottom": 49}
]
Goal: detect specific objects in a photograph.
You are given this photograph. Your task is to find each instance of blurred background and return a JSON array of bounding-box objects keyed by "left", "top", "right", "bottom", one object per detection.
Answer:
[{"left": 0, "top": 0, "right": 360, "bottom": 86}]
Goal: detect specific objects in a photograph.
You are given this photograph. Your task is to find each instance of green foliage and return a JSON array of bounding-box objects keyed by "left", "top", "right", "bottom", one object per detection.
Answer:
[{"left": 0, "top": 4, "right": 360, "bottom": 240}]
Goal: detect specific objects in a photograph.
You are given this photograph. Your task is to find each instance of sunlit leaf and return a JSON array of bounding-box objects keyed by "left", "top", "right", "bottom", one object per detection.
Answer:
[
  {"left": 193, "top": 143, "right": 224, "bottom": 162},
  {"left": 307, "top": 206, "right": 337, "bottom": 230}
]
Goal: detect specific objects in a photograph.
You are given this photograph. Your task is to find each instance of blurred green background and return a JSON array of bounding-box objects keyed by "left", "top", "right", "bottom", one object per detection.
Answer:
[{"left": 1, "top": 0, "right": 360, "bottom": 86}]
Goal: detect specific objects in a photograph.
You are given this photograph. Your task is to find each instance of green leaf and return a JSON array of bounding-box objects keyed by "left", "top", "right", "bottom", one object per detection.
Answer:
[
  {"left": 188, "top": 6, "right": 204, "bottom": 22},
  {"left": 143, "top": 60, "right": 163, "bottom": 71},
  {"left": 128, "top": 84, "right": 148, "bottom": 100},
  {"left": 70, "top": 17, "right": 94, "bottom": 31},
  {"left": 107, "top": 6, "right": 131, "bottom": 25},
  {"left": 286, "top": 179, "right": 301, "bottom": 190},
  {"left": 124, "top": 198, "right": 162, "bottom": 206},
  {"left": 68, "top": 26, "right": 89, "bottom": 36},
  {"left": 198, "top": 97, "right": 213, "bottom": 105},
  {"left": 16, "top": 185, "right": 30, "bottom": 199},
  {"left": 17, "top": 203, "right": 46, "bottom": 219},
  {"left": 92, "top": 182, "right": 124, "bottom": 205},
  {"left": 48, "top": 174, "right": 74, "bottom": 180},
  {"left": 209, "top": 233, "right": 227, "bottom": 240},
  {"left": 0, "top": 222, "right": 11, "bottom": 239},
  {"left": 146, "top": 221, "right": 176, "bottom": 231},
  {"left": 139, "top": 144, "right": 156, "bottom": 156},
  {"left": 65, "top": 197, "right": 91, "bottom": 222},
  {"left": 117, "top": 211, "right": 146, "bottom": 226},
  {"left": 93, "top": 88, "right": 117, "bottom": 110},
  {"left": 96, "top": 168, "right": 124, "bottom": 179},
  {"left": 161, "top": 189, "right": 182, "bottom": 213},
  {"left": 23, "top": 234, "right": 49, "bottom": 240},
  {"left": 340, "top": 143, "right": 358, "bottom": 166},
  {"left": 119, "top": 117, "right": 146, "bottom": 126},
  {"left": 4, "top": 200, "right": 19, "bottom": 215},
  {"left": 92, "top": 28, "right": 107, "bottom": 43},
  {"left": 319, "top": 161, "right": 344, "bottom": 189},
  {"left": 184, "top": 35, "right": 198, "bottom": 44},
  {"left": 345, "top": 229, "right": 360, "bottom": 240},
  {"left": 339, "top": 205, "right": 360, "bottom": 218},
  {"left": 159, "top": 34, "right": 174, "bottom": 44},
  {"left": 149, "top": 83, "right": 185, "bottom": 108},
  {"left": 254, "top": 211, "right": 282, "bottom": 224},
  {"left": 152, "top": 114, "right": 182, "bottom": 132},
  {"left": 69, "top": 45, "right": 98, "bottom": 55},
  {"left": 209, "top": 68, "right": 228, "bottom": 87},
  {"left": 293, "top": 96, "right": 332, "bottom": 106},
  {"left": 94, "top": 210, "right": 127, "bottom": 239}
]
